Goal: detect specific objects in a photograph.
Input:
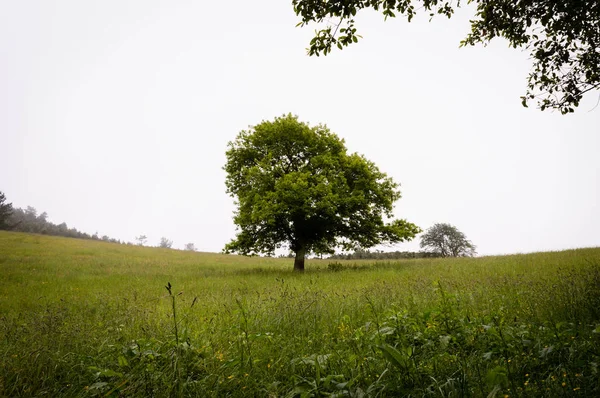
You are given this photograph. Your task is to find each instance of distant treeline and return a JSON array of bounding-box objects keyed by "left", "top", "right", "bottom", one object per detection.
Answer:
[
  {"left": 6, "top": 206, "right": 124, "bottom": 244},
  {"left": 329, "top": 249, "right": 442, "bottom": 260}
]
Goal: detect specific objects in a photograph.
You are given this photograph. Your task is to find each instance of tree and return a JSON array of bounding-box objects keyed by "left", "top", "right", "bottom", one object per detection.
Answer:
[
  {"left": 184, "top": 242, "right": 197, "bottom": 251},
  {"left": 159, "top": 237, "right": 173, "bottom": 249},
  {"left": 292, "top": 0, "right": 600, "bottom": 114},
  {"left": 0, "top": 195, "right": 122, "bottom": 241},
  {"left": 136, "top": 235, "right": 148, "bottom": 246},
  {"left": 223, "top": 114, "right": 421, "bottom": 271},
  {"left": 420, "top": 223, "right": 476, "bottom": 257},
  {"left": 0, "top": 191, "right": 14, "bottom": 230}
]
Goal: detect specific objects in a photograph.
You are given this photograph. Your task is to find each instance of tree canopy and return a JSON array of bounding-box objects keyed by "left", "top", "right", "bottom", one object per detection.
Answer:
[
  {"left": 159, "top": 237, "right": 173, "bottom": 249},
  {"left": 420, "top": 223, "right": 476, "bottom": 257},
  {"left": 223, "top": 114, "right": 421, "bottom": 271},
  {"left": 0, "top": 191, "right": 124, "bottom": 242},
  {"left": 292, "top": 0, "right": 600, "bottom": 114},
  {"left": 0, "top": 191, "right": 14, "bottom": 230},
  {"left": 184, "top": 243, "right": 197, "bottom": 251}
]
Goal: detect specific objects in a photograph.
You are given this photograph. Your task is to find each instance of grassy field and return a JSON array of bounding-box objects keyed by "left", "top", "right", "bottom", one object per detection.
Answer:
[{"left": 1, "top": 231, "right": 599, "bottom": 397}]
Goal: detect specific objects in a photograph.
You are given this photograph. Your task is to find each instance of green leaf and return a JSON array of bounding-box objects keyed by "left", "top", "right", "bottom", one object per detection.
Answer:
[
  {"left": 117, "top": 355, "right": 128, "bottom": 368},
  {"left": 378, "top": 343, "right": 405, "bottom": 370}
]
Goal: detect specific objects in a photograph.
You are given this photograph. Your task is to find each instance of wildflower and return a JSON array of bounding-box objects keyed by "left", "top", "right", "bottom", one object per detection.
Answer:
[
  {"left": 525, "top": 374, "right": 529, "bottom": 377},
  {"left": 228, "top": 375, "right": 234, "bottom": 379},
  {"left": 562, "top": 382, "right": 566, "bottom": 387},
  {"left": 244, "top": 373, "right": 249, "bottom": 377},
  {"left": 573, "top": 387, "right": 580, "bottom": 391},
  {"left": 575, "top": 373, "right": 581, "bottom": 377},
  {"left": 524, "top": 382, "right": 529, "bottom": 386}
]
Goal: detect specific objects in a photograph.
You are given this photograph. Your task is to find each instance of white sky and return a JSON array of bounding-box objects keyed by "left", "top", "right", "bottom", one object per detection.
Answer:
[{"left": 1, "top": 1, "right": 598, "bottom": 255}]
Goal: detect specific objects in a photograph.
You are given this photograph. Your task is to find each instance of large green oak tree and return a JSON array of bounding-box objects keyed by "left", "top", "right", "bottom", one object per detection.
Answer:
[
  {"left": 292, "top": 0, "right": 600, "bottom": 114},
  {"left": 224, "top": 114, "right": 421, "bottom": 271}
]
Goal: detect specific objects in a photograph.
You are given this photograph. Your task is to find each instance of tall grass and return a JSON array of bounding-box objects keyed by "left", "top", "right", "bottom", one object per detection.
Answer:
[{"left": 1, "top": 231, "right": 599, "bottom": 396}]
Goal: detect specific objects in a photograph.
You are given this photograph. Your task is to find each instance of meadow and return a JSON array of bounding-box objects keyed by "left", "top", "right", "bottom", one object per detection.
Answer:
[{"left": 1, "top": 231, "right": 599, "bottom": 397}]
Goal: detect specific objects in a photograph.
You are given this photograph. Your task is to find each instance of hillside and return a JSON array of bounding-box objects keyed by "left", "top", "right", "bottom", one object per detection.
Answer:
[{"left": 1, "top": 231, "right": 599, "bottom": 397}]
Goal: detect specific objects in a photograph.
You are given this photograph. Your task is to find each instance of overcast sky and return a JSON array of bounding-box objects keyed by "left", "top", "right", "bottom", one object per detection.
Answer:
[{"left": 1, "top": 0, "right": 598, "bottom": 255}]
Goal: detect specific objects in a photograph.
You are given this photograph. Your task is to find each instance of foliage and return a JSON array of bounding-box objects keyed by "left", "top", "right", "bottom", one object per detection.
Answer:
[
  {"left": 1, "top": 231, "right": 600, "bottom": 397},
  {"left": 0, "top": 193, "right": 195, "bottom": 250},
  {"left": 224, "top": 114, "right": 420, "bottom": 271},
  {"left": 159, "top": 237, "right": 173, "bottom": 249},
  {"left": 329, "top": 248, "right": 442, "bottom": 260},
  {"left": 5, "top": 202, "right": 122, "bottom": 242},
  {"left": 184, "top": 242, "right": 197, "bottom": 251},
  {"left": 292, "top": 0, "right": 600, "bottom": 113},
  {"left": 420, "top": 222, "right": 476, "bottom": 257},
  {"left": 136, "top": 235, "right": 148, "bottom": 246},
  {"left": 0, "top": 191, "right": 14, "bottom": 230}
]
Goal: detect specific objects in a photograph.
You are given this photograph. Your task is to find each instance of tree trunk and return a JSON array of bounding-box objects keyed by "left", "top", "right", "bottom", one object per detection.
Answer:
[{"left": 294, "top": 246, "right": 306, "bottom": 272}]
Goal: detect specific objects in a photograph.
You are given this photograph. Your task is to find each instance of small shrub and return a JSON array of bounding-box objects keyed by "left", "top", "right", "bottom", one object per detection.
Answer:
[{"left": 327, "top": 262, "right": 345, "bottom": 272}]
